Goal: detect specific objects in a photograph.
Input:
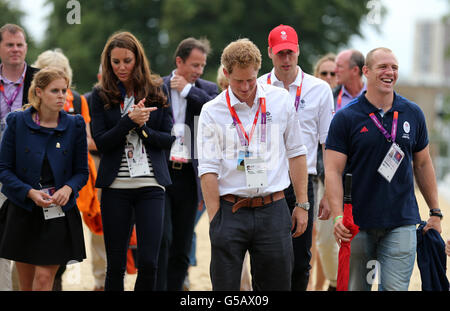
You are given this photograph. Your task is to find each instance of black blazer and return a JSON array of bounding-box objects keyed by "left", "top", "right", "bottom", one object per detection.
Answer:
[
  {"left": 90, "top": 86, "right": 175, "bottom": 188},
  {"left": 163, "top": 75, "right": 219, "bottom": 201},
  {"left": 332, "top": 84, "right": 342, "bottom": 112},
  {"left": 22, "top": 65, "right": 39, "bottom": 106}
]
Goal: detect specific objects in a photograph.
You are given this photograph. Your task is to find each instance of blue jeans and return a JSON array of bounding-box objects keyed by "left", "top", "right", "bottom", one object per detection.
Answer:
[{"left": 348, "top": 225, "right": 417, "bottom": 291}]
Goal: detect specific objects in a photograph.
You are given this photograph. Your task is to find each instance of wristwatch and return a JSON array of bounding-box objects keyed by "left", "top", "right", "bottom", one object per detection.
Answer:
[
  {"left": 295, "top": 202, "right": 310, "bottom": 211},
  {"left": 429, "top": 208, "right": 443, "bottom": 219}
]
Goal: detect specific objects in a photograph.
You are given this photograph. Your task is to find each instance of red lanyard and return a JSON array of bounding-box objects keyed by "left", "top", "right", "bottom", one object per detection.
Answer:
[
  {"left": 225, "top": 89, "right": 266, "bottom": 147},
  {"left": 267, "top": 71, "right": 304, "bottom": 112}
]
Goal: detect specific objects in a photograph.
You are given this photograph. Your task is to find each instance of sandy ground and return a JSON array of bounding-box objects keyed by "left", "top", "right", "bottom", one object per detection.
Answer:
[{"left": 62, "top": 188, "right": 450, "bottom": 291}]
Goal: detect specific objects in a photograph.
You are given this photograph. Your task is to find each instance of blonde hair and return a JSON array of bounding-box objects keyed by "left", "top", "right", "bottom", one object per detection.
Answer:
[
  {"left": 221, "top": 38, "right": 261, "bottom": 74},
  {"left": 32, "top": 49, "right": 73, "bottom": 87},
  {"left": 26, "top": 67, "right": 69, "bottom": 111},
  {"left": 216, "top": 64, "right": 229, "bottom": 90},
  {"left": 313, "top": 53, "right": 336, "bottom": 78}
]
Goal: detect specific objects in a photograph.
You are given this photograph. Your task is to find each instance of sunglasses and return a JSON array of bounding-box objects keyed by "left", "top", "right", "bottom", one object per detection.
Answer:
[{"left": 320, "top": 71, "right": 336, "bottom": 77}]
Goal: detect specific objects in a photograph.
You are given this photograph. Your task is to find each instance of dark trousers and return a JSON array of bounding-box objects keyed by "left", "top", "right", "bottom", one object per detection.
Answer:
[
  {"left": 284, "top": 175, "right": 315, "bottom": 291},
  {"left": 210, "top": 197, "right": 293, "bottom": 291},
  {"left": 156, "top": 163, "right": 198, "bottom": 290},
  {"left": 101, "top": 186, "right": 165, "bottom": 291}
]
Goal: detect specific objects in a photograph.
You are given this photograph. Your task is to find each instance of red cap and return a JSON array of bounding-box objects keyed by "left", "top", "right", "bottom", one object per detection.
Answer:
[{"left": 268, "top": 25, "right": 298, "bottom": 54}]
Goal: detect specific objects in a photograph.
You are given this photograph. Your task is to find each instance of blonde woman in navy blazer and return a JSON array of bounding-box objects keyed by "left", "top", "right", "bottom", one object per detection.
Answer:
[
  {"left": 0, "top": 67, "right": 88, "bottom": 290},
  {"left": 91, "top": 31, "right": 174, "bottom": 291}
]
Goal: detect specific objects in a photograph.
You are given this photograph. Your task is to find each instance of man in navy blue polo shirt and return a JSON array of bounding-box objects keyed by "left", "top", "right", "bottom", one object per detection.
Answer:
[{"left": 325, "top": 47, "right": 442, "bottom": 291}]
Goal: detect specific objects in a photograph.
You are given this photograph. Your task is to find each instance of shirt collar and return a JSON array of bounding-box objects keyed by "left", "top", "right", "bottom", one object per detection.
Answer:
[
  {"left": 227, "top": 82, "right": 266, "bottom": 108},
  {"left": 0, "top": 63, "right": 27, "bottom": 85},
  {"left": 269, "top": 65, "right": 303, "bottom": 88},
  {"left": 341, "top": 82, "right": 367, "bottom": 99},
  {"left": 360, "top": 91, "right": 404, "bottom": 115},
  {"left": 170, "top": 69, "right": 194, "bottom": 87}
]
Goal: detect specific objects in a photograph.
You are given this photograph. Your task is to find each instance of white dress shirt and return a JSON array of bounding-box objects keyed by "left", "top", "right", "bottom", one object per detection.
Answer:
[
  {"left": 197, "top": 82, "right": 307, "bottom": 197},
  {"left": 170, "top": 70, "right": 193, "bottom": 137},
  {"left": 258, "top": 66, "right": 334, "bottom": 174}
]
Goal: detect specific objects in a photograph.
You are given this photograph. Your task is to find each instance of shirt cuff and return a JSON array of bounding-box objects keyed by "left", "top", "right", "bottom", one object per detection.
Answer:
[
  {"left": 180, "top": 84, "right": 192, "bottom": 98},
  {"left": 286, "top": 145, "right": 308, "bottom": 159},
  {"left": 198, "top": 164, "right": 220, "bottom": 178}
]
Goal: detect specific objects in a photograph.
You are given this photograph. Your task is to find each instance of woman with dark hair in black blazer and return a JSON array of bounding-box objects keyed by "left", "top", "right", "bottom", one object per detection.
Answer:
[{"left": 90, "top": 31, "right": 174, "bottom": 291}]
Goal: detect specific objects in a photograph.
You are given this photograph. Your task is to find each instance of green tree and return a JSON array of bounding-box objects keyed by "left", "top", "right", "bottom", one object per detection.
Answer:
[
  {"left": 0, "top": 1, "right": 24, "bottom": 29},
  {"left": 42, "top": 0, "right": 381, "bottom": 93},
  {"left": 160, "top": 0, "right": 379, "bottom": 81},
  {"left": 0, "top": 0, "right": 39, "bottom": 64},
  {"left": 43, "top": 0, "right": 165, "bottom": 93}
]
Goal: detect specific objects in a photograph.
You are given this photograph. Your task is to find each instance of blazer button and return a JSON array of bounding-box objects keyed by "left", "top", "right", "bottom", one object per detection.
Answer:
[
  {"left": 22, "top": 168, "right": 27, "bottom": 172},
  {"left": 63, "top": 150, "right": 68, "bottom": 155},
  {"left": 25, "top": 148, "right": 30, "bottom": 153}
]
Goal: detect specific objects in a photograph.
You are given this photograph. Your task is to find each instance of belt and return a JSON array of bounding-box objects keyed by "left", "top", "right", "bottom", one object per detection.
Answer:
[
  {"left": 171, "top": 161, "right": 191, "bottom": 170},
  {"left": 221, "top": 191, "right": 285, "bottom": 213},
  {"left": 172, "top": 161, "right": 184, "bottom": 170}
]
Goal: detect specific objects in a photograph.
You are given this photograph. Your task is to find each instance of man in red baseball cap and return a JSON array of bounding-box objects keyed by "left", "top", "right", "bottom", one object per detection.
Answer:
[
  {"left": 265, "top": 25, "right": 301, "bottom": 89},
  {"left": 268, "top": 24, "right": 299, "bottom": 55},
  {"left": 258, "top": 24, "right": 334, "bottom": 291}
]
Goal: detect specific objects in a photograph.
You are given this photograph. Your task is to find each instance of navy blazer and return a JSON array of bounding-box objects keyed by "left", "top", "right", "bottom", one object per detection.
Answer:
[
  {"left": 163, "top": 75, "right": 219, "bottom": 202},
  {"left": 416, "top": 221, "right": 450, "bottom": 291},
  {"left": 0, "top": 108, "right": 89, "bottom": 212},
  {"left": 90, "top": 86, "right": 175, "bottom": 188},
  {"left": 22, "top": 65, "right": 39, "bottom": 106}
]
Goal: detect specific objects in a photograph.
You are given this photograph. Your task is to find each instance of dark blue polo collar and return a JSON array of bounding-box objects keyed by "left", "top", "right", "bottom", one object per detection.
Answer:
[{"left": 357, "top": 91, "right": 405, "bottom": 116}]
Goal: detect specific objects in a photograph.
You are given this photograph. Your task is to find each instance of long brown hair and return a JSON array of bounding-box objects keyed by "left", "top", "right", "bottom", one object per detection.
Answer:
[{"left": 96, "top": 31, "right": 167, "bottom": 109}]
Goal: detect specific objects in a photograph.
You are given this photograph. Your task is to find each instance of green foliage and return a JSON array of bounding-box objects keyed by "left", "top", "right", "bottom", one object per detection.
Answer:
[
  {"left": 42, "top": 0, "right": 165, "bottom": 93},
  {"left": 161, "top": 0, "right": 373, "bottom": 82},
  {"left": 35, "top": 0, "right": 375, "bottom": 93},
  {"left": 0, "top": 0, "right": 23, "bottom": 29}
]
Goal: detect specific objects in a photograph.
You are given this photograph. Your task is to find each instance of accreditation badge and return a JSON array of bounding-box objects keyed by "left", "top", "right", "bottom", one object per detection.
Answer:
[
  {"left": 377, "top": 143, "right": 404, "bottom": 183},
  {"left": 41, "top": 187, "right": 65, "bottom": 220},
  {"left": 169, "top": 136, "right": 190, "bottom": 164},
  {"left": 125, "top": 144, "right": 151, "bottom": 178},
  {"left": 237, "top": 149, "right": 252, "bottom": 171},
  {"left": 244, "top": 157, "right": 268, "bottom": 188}
]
